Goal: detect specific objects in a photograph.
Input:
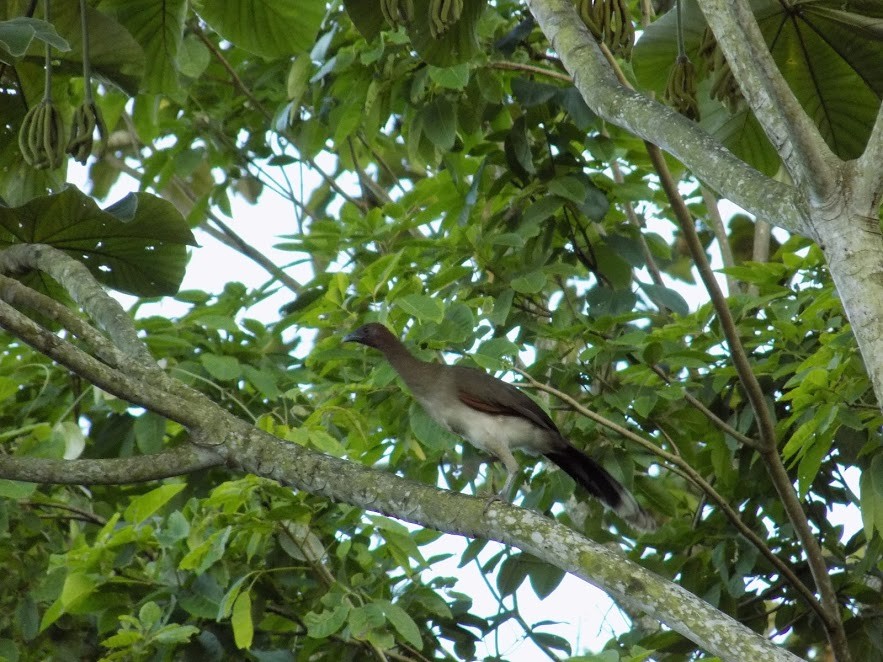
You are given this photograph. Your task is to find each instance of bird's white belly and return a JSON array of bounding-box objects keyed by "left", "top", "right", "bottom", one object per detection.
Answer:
[{"left": 418, "top": 396, "right": 549, "bottom": 457}]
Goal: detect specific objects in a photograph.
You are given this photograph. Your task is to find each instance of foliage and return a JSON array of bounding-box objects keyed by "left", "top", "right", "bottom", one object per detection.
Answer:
[{"left": 0, "top": 0, "right": 881, "bottom": 661}]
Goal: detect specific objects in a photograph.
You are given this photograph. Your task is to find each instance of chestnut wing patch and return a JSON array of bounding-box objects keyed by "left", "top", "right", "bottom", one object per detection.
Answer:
[{"left": 458, "top": 391, "right": 512, "bottom": 415}]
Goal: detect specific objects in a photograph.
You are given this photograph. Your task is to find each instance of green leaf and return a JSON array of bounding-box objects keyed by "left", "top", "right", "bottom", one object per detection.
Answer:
[
  {"left": 496, "top": 553, "right": 529, "bottom": 597},
  {"left": 101, "top": 630, "right": 142, "bottom": 649},
  {"left": 152, "top": 624, "right": 199, "bottom": 645},
  {"left": 511, "top": 78, "right": 559, "bottom": 106},
  {"left": 179, "top": 527, "right": 232, "bottom": 573},
  {"left": 511, "top": 271, "right": 547, "bottom": 294},
  {"left": 199, "top": 0, "right": 325, "bottom": 57},
  {"left": 100, "top": 0, "right": 186, "bottom": 94},
  {"left": 342, "top": 0, "right": 385, "bottom": 41},
  {"left": 125, "top": 483, "right": 186, "bottom": 524},
  {"left": 139, "top": 601, "right": 162, "bottom": 628},
  {"left": 428, "top": 64, "right": 470, "bottom": 90},
  {"left": 304, "top": 603, "right": 350, "bottom": 639},
  {"left": 287, "top": 56, "right": 313, "bottom": 110},
  {"left": 0, "top": 187, "right": 195, "bottom": 296},
  {"left": 348, "top": 603, "right": 385, "bottom": 637},
  {"left": 421, "top": 98, "right": 457, "bottom": 151},
  {"left": 134, "top": 412, "right": 166, "bottom": 454},
  {"left": 490, "top": 290, "right": 514, "bottom": 326},
  {"left": 232, "top": 592, "right": 254, "bottom": 649},
  {"left": 0, "top": 17, "right": 69, "bottom": 57},
  {"left": 527, "top": 558, "right": 565, "bottom": 599},
  {"left": 61, "top": 572, "right": 95, "bottom": 607},
  {"left": 14, "top": 595, "right": 38, "bottom": 641},
  {"left": 860, "top": 464, "right": 883, "bottom": 540},
  {"left": 396, "top": 294, "right": 445, "bottom": 323},
  {"left": 200, "top": 353, "right": 242, "bottom": 381},
  {"left": 548, "top": 176, "right": 588, "bottom": 203},
  {"left": 0, "top": 480, "right": 36, "bottom": 499},
  {"left": 177, "top": 34, "right": 210, "bottom": 79},
  {"left": 639, "top": 283, "right": 690, "bottom": 316},
  {"left": 379, "top": 600, "right": 423, "bottom": 650}
]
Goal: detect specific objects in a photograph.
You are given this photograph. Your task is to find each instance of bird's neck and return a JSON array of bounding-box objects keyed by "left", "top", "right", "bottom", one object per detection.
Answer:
[{"left": 378, "top": 341, "right": 441, "bottom": 395}]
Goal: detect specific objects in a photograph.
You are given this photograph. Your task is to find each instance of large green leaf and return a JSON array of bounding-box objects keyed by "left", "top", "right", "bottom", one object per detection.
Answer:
[
  {"left": 197, "top": 0, "right": 325, "bottom": 58},
  {"left": 633, "top": 0, "right": 883, "bottom": 168},
  {"left": 98, "top": 0, "right": 185, "bottom": 94},
  {"left": 0, "top": 187, "right": 196, "bottom": 296}
]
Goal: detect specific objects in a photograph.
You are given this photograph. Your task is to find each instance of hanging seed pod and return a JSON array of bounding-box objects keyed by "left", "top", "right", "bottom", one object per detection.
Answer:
[
  {"left": 67, "top": 100, "right": 107, "bottom": 164},
  {"left": 577, "top": 0, "right": 601, "bottom": 37},
  {"left": 697, "top": 27, "right": 742, "bottom": 111},
  {"left": 428, "top": 0, "right": 464, "bottom": 39},
  {"left": 381, "top": 0, "right": 414, "bottom": 27},
  {"left": 664, "top": 54, "right": 700, "bottom": 121},
  {"left": 18, "top": 100, "right": 66, "bottom": 169},
  {"left": 576, "top": 0, "right": 634, "bottom": 58}
]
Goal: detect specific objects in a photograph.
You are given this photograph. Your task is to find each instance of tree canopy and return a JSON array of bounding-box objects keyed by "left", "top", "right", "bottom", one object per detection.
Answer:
[{"left": 0, "top": 0, "right": 882, "bottom": 660}]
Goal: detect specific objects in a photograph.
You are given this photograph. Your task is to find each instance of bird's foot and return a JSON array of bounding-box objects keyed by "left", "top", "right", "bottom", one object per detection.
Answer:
[{"left": 483, "top": 492, "right": 505, "bottom": 514}]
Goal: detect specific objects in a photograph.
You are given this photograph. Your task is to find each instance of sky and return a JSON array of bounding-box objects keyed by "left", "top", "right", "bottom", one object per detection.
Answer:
[{"left": 67, "top": 157, "right": 864, "bottom": 660}]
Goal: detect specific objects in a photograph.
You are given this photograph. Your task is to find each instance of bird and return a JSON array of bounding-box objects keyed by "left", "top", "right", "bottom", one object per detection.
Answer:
[{"left": 344, "top": 322, "right": 655, "bottom": 530}]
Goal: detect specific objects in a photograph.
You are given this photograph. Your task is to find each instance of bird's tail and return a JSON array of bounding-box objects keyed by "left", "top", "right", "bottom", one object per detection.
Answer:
[{"left": 544, "top": 441, "right": 656, "bottom": 531}]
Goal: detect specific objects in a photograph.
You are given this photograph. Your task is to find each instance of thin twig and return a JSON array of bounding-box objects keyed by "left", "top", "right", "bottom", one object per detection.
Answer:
[{"left": 512, "top": 367, "right": 826, "bottom": 622}]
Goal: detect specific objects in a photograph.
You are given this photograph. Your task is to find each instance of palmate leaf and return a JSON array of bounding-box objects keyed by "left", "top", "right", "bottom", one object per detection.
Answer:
[
  {"left": 633, "top": 0, "right": 883, "bottom": 170},
  {"left": 0, "top": 186, "right": 196, "bottom": 297}
]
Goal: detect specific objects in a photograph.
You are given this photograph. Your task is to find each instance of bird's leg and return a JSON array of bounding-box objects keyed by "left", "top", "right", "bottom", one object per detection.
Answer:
[{"left": 483, "top": 448, "right": 521, "bottom": 513}]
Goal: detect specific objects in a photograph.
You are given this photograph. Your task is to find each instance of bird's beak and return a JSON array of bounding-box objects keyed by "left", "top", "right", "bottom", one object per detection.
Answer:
[{"left": 343, "top": 331, "right": 359, "bottom": 343}]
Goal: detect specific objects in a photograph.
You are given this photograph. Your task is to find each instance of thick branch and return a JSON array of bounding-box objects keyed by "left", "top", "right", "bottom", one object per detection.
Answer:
[
  {"left": 212, "top": 419, "right": 804, "bottom": 662},
  {"left": 696, "top": 0, "right": 837, "bottom": 204},
  {"left": 854, "top": 102, "right": 883, "bottom": 212},
  {"left": 0, "top": 299, "right": 208, "bottom": 428},
  {"left": 0, "top": 445, "right": 223, "bottom": 484},
  {"left": 0, "top": 244, "right": 157, "bottom": 367},
  {"left": 526, "top": 0, "right": 806, "bottom": 235}
]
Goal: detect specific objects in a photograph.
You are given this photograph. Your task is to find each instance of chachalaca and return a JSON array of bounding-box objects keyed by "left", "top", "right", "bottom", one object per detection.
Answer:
[{"left": 344, "top": 323, "right": 655, "bottom": 530}]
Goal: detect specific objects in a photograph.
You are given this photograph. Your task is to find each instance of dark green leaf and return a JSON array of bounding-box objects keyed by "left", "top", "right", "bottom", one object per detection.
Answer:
[
  {"left": 198, "top": 0, "right": 325, "bottom": 57},
  {"left": 421, "top": 97, "right": 457, "bottom": 150},
  {"left": 0, "top": 188, "right": 195, "bottom": 296}
]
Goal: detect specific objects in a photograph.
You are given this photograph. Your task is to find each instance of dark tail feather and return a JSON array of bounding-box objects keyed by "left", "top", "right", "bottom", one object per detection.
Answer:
[{"left": 544, "top": 442, "right": 656, "bottom": 531}]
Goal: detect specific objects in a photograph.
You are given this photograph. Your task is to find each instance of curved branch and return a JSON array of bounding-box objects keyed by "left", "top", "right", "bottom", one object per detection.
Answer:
[
  {"left": 696, "top": 0, "right": 837, "bottom": 204},
  {"left": 526, "top": 0, "right": 806, "bottom": 235},
  {"left": 208, "top": 418, "right": 803, "bottom": 662},
  {"left": 0, "top": 299, "right": 208, "bottom": 427},
  {"left": 0, "top": 244, "right": 157, "bottom": 367},
  {"left": 645, "top": 144, "right": 849, "bottom": 658},
  {"left": 0, "top": 273, "right": 127, "bottom": 369},
  {"left": 0, "top": 445, "right": 223, "bottom": 484}
]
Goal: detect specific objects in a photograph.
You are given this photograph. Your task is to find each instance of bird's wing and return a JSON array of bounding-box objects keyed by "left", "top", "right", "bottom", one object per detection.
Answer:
[{"left": 452, "top": 365, "right": 560, "bottom": 434}]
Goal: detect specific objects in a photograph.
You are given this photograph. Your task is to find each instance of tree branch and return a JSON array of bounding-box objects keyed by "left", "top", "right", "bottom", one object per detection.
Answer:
[
  {"left": 513, "top": 367, "right": 825, "bottom": 622},
  {"left": 0, "top": 298, "right": 208, "bottom": 428},
  {"left": 0, "top": 244, "right": 157, "bottom": 368},
  {"left": 526, "top": 0, "right": 806, "bottom": 235},
  {"left": 215, "top": 420, "right": 804, "bottom": 662},
  {"left": 646, "top": 144, "right": 850, "bottom": 660},
  {"left": 696, "top": 0, "right": 837, "bottom": 205},
  {"left": 0, "top": 445, "right": 223, "bottom": 484},
  {"left": 854, "top": 102, "right": 883, "bottom": 212}
]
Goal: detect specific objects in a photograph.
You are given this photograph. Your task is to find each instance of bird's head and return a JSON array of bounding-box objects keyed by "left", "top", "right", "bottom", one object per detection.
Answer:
[{"left": 343, "top": 322, "right": 398, "bottom": 350}]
